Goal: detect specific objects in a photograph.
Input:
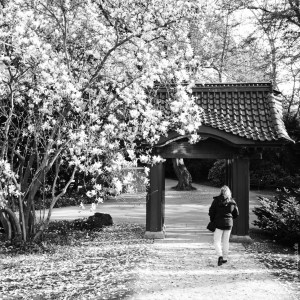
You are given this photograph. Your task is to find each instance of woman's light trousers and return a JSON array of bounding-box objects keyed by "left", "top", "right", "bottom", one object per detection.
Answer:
[{"left": 213, "top": 228, "right": 232, "bottom": 259}]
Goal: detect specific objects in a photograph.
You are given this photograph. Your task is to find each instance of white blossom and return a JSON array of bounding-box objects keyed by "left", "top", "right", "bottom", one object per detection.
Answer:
[
  {"left": 112, "top": 178, "right": 123, "bottom": 194},
  {"left": 0, "top": 0, "right": 204, "bottom": 225}
]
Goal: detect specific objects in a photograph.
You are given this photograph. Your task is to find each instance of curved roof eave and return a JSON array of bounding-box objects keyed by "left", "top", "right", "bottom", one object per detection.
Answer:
[{"left": 155, "top": 126, "right": 294, "bottom": 149}]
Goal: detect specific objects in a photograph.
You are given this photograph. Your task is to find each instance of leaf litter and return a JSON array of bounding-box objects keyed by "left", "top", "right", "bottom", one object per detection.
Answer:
[
  {"left": 1, "top": 223, "right": 299, "bottom": 299},
  {"left": 244, "top": 230, "right": 300, "bottom": 299},
  {"left": 0, "top": 223, "right": 153, "bottom": 300}
]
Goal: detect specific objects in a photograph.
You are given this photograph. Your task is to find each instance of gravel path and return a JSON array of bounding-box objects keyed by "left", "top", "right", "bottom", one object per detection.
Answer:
[
  {"left": 48, "top": 179, "right": 297, "bottom": 299},
  {"left": 129, "top": 241, "right": 296, "bottom": 300},
  {"left": 126, "top": 180, "right": 296, "bottom": 300}
]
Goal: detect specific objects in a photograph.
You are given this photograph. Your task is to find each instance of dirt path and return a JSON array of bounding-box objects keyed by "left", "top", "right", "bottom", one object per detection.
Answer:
[
  {"left": 129, "top": 241, "right": 296, "bottom": 300},
  {"left": 125, "top": 180, "right": 295, "bottom": 300},
  {"left": 48, "top": 179, "right": 296, "bottom": 299}
]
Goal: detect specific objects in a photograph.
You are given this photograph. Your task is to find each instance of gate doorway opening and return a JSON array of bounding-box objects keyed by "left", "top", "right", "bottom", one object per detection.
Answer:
[
  {"left": 156, "top": 175, "right": 225, "bottom": 243},
  {"left": 145, "top": 144, "right": 251, "bottom": 240}
]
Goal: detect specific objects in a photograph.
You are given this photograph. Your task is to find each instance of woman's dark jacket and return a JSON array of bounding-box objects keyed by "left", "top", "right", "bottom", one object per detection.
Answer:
[{"left": 209, "top": 195, "right": 239, "bottom": 230}]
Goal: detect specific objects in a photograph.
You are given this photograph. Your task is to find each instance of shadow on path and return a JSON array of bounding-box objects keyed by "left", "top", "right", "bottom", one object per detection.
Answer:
[
  {"left": 49, "top": 178, "right": 275, "bottom": 244},
  {"left": 47, "top": 180, "right": 295, "bottom": 300}
]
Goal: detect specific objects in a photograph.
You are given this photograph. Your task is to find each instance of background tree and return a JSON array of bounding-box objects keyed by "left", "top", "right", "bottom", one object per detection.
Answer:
[
  {"left": 192, "top": 2, "right": 242, "bottom": 82},
  {"left": 192, "top": 0, "right": 300, "bottom": 189},
  {"left": 172, "top": 158, "right": 196, "bottom": 191},
  {"left": 239, "top": 0, "right": 300, "bottom": 119}
]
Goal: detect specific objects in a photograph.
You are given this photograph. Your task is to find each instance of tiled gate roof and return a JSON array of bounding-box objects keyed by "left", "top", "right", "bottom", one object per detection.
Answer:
[{"left": 156, "top": 82, "right": 293, "bottom": 143}]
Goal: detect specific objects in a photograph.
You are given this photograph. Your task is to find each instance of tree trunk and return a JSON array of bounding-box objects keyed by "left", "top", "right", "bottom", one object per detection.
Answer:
[
  {"left": 172, "top": 158, "right": 196, "bottom": 191},
  {"left": 1, "top": 207, "right": 22, "bottom": 241},
  {"left": 0, "top": 211, "right": 12, "bottom": 240},
  {"left": 33, "top": 165, "right": 77, "bottom": 242}
]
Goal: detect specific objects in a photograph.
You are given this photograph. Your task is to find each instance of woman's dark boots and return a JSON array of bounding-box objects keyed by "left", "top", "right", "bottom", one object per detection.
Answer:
[{"left": 218, "top": 256, "right": 223, "bottom": 266}]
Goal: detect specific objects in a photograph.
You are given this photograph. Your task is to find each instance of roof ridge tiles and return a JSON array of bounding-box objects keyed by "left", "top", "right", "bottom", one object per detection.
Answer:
[{"left": 267, "top": 94, "right": 293, "bottom": 142}]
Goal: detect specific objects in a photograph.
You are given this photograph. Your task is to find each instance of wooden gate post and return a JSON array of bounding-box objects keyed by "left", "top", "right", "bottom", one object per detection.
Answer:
[
  {"left": 231, "top": 157, "right": 251, "bottom": 240},
  {"left": 225, "top": 159, "right": 233, "bottom": 188},
  {"left": 145, "top": 162, "right": 165, "bottom": 239}
]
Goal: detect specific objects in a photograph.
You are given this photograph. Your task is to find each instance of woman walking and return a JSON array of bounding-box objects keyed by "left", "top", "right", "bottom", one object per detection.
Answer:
[{"left": 209, "top": 185, "right": 239, "bottom": 266}]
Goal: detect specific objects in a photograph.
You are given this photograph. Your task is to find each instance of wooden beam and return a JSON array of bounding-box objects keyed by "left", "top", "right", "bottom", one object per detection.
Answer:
[
  {"left": 225, "top": 159, "right": 233, "bottom": 188},
  {"left": 155, "top": 139, "right": 239, "bottom": 159}
]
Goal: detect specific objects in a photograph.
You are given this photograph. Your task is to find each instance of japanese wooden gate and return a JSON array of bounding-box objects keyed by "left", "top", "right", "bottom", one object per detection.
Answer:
[{"left": 145, "top": 83, "right": 294, "bottom": 240}]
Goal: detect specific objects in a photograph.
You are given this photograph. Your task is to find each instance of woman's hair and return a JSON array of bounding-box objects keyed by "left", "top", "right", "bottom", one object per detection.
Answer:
[{"left": 220, "top": 185, "right": 232, "bottom": 200}]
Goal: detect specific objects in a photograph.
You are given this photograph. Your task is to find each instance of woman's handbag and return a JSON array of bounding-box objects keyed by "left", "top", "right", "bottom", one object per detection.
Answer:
[{"left": 207, "top": 221, "right": 216, "bottom": 232}]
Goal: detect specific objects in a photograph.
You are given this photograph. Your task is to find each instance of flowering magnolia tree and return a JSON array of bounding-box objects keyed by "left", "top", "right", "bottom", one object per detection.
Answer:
[{"left": 0, "top": 0, "right": 204, "bottom": 242}]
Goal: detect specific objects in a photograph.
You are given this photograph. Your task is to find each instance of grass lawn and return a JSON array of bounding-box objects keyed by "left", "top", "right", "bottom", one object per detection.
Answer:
[{"left": 0, "top": 222, "right": 152, "bottom": 300}]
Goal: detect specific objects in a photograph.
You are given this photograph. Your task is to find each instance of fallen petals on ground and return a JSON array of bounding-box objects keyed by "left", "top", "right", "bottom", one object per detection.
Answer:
[{"left": 0, "top": 223, "right": 152, "bottom": 300}]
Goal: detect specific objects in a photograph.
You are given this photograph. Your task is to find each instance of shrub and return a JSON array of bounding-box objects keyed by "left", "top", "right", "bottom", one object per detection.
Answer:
[
  {"left": 34, "top": 193, "right": 93, "bottom": 210},
  {"left": 208, "top": 159, "right": 226, "bottom": 186},
  {"left": 46, "top": 213, "right": 113, "bottom": 234},
  {"left": 184, "top": 159, "right": 215, "bottom": 182},
  {"left": 73, "top": 213, "right": 113, "bottom": 231},
  {"left": 277, "top": 174, "right": 300, "bottom": 189},
  {"left": 253, "top": 188, "right": 300, "bottom": 245},
  {"left": 250, "top": 161, "right": 291, "bottom": 188}
]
